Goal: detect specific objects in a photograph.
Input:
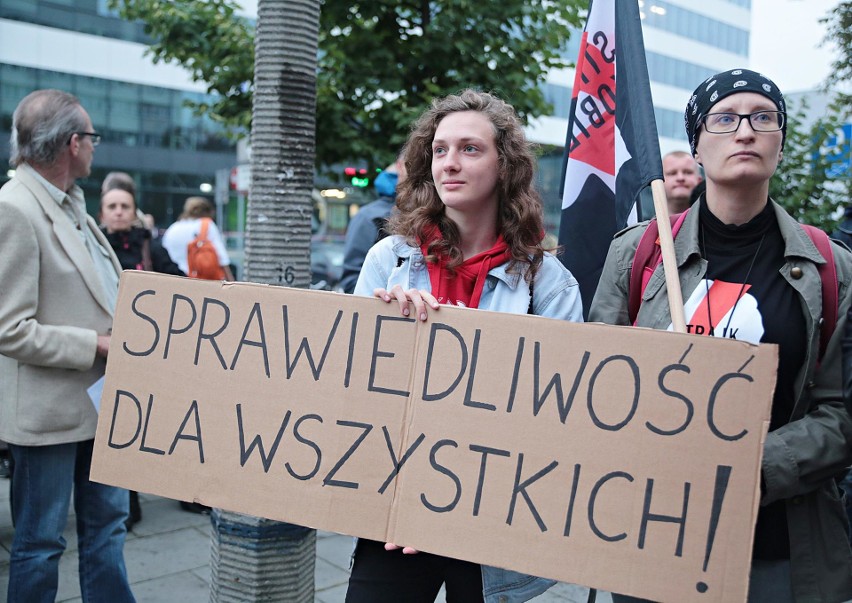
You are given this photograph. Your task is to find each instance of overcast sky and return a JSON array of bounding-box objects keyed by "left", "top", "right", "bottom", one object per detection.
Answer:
[{"left": 749, "top": 0, "right": 841, "bottom": 93}]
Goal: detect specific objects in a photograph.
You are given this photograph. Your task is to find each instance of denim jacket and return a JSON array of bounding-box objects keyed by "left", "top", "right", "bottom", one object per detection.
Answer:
[
  {"left": 354, "top": 235, "right": 583, "bottom": 602},
  {"left": 355, "top": 235, "right": 584, "bottom": 322}
]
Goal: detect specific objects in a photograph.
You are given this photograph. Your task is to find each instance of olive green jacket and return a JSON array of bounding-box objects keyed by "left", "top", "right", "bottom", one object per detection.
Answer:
[{"left": 590, "top": 200, "right": 852, "bottom": 603}]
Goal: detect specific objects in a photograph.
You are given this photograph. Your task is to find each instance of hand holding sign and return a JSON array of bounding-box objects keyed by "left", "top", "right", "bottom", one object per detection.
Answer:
[
  {"left": 384, "top": 543, "right": 419, "bottom": 555},
  {"left": 91, "top": 272, "right": 777, "bottom": 602},
  {"left": 376, "top": 285, "right": 439, "bottom": 322}
]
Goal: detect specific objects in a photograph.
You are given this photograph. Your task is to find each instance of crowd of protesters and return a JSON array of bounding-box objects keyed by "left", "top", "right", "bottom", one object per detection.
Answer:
[{"left": 2, "top": 65, "right": 852, "bottom": 603}]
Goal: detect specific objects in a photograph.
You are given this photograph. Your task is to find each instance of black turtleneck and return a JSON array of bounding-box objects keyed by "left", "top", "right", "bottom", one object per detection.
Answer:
[{"left": 698, "top": 198, "right": 806, "bottom": 560}]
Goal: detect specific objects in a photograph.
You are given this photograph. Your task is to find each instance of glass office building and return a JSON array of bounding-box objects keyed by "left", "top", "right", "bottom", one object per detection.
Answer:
[
  {"left": 0, "top": 1, "right": 751, "bottom": 233},
  {"left": 0, "top": 0, "right": 237, "bottom": 226},
  {"left": 529, "top": 0, "right": 752, "bottom": 229}
]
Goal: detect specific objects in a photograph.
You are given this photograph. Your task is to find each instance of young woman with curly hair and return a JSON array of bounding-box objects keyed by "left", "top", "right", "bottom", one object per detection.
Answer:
[{"left": 346, "top": 89, "right": 583, "bottom": 602}]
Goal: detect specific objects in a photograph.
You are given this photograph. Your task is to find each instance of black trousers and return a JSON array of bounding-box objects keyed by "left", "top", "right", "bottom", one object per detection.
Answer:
[{"left": 345, "top": 539, "right": 484, "bottom": 603}]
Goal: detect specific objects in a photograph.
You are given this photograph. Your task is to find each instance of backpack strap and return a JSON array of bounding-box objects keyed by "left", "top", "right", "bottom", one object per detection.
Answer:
[
  {"left": 628, "top": 220, "right": 661, "bottom": 325},
  {"left": 199, "top": 217, "right": 211, "bottom": 241},
  {"left": 801, "top": 224, "right": 837, "bottom": 365},
  {"left": 628, "top": 209, "right": 690, "bottom": 325},
  {"left": 627, "top": 214, "right": 838, "bottom": 363}
]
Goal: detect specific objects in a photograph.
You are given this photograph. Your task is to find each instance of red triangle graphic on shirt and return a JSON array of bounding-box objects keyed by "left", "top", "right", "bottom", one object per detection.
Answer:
[{"left": 689, "top": 280, "right": 751, "bottom": 334}]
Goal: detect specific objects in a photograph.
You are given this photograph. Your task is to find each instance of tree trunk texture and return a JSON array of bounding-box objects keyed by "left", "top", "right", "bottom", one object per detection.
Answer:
[
  {"left": 245, "top": 0, "right": 319, "bottom": 287},
  {"left": 210, "top": 1, "right": 320, "bottom": 601}
]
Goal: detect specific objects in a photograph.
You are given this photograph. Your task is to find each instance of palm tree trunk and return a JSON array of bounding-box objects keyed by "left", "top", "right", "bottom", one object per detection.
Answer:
[{"left": 210, "top": 1, "right": 320, "bottom": 601}]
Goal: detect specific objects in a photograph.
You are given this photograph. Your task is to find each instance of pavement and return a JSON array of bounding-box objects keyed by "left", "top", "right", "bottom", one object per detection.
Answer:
[{"left": 0, "top": 482, "right": 613, "bottom": 603}]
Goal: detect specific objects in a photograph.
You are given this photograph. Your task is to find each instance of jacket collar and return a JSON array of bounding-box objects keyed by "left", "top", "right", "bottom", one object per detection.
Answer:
[
  {"left": 15, "top": 165, "right": 118, "bottom": 315},
  {"left": 487, "top": 262, "right": 523, "bottom": 289},
  {"left": 392, "top": 235, "right": 523, "bottom": 290},
  {"left": 676, "top": 198, "right": 826, "bottom": 265},
  {"left": 770, "top": 201, "right": 827, "bottom": 264}
]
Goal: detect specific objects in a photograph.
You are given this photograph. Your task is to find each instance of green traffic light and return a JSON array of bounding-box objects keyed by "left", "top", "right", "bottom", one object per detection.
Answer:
[{"left": 350, "top": 176, "right": 370, "bottom": 188}]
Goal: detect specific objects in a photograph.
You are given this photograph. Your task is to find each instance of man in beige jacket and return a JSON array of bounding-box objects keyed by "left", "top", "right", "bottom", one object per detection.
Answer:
[{"left": 0, "top": 90, "right": 135, "bottom": 602}]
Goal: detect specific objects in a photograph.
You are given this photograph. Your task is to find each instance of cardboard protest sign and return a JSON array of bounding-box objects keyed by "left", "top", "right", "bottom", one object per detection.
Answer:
[{"left": 91, "top": 271, "right": 777, "bottom": 602}]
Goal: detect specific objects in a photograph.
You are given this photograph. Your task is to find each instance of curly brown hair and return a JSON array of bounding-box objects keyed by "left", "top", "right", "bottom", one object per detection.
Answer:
[{"left": 389, "top": 89, "right": 548, "bottom": 281}]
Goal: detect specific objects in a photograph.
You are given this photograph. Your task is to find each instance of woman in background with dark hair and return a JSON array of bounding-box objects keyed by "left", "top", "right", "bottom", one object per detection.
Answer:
[
  {"left": 100, "top": 173, "right": 183, "bottom": 276},
  {"left": 99, "top": 173, "right": 183, "bottom": 530}
]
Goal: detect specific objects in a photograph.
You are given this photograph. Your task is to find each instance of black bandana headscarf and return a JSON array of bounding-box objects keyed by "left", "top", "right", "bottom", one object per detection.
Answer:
[{"left": 684, "top": 68, "right": 786, "bottom": 156}]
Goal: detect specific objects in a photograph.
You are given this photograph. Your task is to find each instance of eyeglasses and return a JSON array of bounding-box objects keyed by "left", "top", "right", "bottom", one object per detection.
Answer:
[
  {"left": 702, "top": 111, "right": 786, "bottom": 134},
  {"left": 67, "top": 132, "right": 102, "bottom": 146}
]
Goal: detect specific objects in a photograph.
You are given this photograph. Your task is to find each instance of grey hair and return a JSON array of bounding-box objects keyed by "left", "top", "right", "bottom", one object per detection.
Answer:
[{"left": 10, "top": 89, "right": 87, "bottom": 167}]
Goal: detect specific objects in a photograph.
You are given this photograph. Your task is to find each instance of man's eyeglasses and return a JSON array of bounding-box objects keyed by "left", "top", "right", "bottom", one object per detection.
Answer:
[
  {"left": 68, "top": 132, "right": 102, "bottom": 147},
  {"left": 702, "top": 111, "right": 786, "bottom": 134}
]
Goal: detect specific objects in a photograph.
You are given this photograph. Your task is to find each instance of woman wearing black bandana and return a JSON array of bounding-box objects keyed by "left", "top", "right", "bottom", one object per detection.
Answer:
[{"left": 591, "top": 69, "right": 852, "bottom": 602}]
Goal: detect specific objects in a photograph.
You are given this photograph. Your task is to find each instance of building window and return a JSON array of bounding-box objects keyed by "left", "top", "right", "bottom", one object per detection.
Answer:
[
  {"left": 0, "top": 0, "right": 150, "bottom": 43},
  {"left": 641, "top": 1, "right": 749, "bottom": 56},
  {"left": 646, "top": 52, "right": 718, "bottom": 91},
  {"left": 0, "top": 64, "right": 237, "bottom": 152},
  {"left": 655, "top": 107, "right": 688, "bottom": 141},
  {"left": 543, "top": 83, "right": 573, "bottom": 120}
]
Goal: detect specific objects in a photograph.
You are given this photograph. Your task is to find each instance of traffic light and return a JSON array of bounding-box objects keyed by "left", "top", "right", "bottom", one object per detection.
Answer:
[{"left": 344, "top": 166, "right": 370, "bottom": 188}]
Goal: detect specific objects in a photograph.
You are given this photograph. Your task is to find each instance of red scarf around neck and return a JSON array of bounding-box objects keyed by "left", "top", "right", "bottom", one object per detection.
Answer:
[{"left": 420, "top": 225, "right": 512, "bottom": 309}]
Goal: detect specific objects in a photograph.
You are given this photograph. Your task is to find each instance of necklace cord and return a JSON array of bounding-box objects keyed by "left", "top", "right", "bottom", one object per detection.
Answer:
[{"left": 699, "top": 225, "right": 766, "bottom": 337}]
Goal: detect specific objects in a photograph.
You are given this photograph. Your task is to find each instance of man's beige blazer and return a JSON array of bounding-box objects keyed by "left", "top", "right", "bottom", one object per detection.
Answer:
[{"left": 0, "top": 166, "right": 121, "bottom": 445}]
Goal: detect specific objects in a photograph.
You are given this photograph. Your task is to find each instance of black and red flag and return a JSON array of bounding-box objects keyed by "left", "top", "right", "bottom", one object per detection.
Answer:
[{"left": 557, "top": 0, "right": 663, "bottom": 317}]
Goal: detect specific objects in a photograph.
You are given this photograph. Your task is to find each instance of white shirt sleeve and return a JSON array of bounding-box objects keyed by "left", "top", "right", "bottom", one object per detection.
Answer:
[{"left": 205, "top": 220, "right": 231, "bottom": 266}]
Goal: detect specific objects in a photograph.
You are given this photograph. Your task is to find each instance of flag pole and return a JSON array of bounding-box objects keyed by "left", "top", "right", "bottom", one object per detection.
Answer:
[{"left": 649, "top": 179, "right": 687, "bottom": 333}]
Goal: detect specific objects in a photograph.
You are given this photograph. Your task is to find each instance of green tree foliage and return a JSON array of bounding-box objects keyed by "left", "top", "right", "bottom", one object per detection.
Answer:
[
  {"left": 108, "top": 0, "right": 256, "bottom": 129},
  {"left": 109, "top": 0, "right": 585, "bottom": 168},
  {"left": 770, "top": 98, "right": 850, "bottom": 231},
  {"left": 771, "top": 2, "right": 851, "bottom": 231},
  {"left": 821, "top": 1, "right": 852, "bottom": 106}
]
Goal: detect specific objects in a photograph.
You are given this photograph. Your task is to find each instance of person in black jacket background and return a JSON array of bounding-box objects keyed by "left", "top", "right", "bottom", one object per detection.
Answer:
[
  {"left": 99, "top": 172, "right": 183, "bottom": 530},
  {"left": 100, "top": 172, "right": 183, "bottom": 276}
]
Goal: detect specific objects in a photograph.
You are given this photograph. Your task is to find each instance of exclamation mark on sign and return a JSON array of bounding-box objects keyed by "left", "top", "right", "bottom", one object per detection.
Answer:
[{"left": 696, "top": 465, "right": 732, "bottom": 594}]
